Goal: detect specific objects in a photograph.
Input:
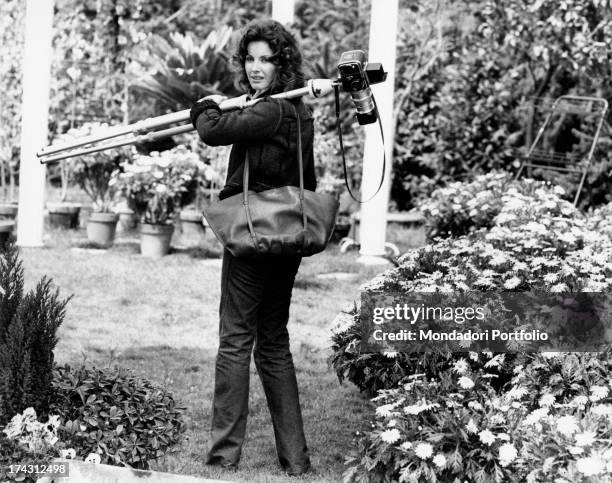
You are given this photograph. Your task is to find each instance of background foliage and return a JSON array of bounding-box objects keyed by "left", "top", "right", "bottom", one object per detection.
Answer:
[{"left": 2, "top": 0, "right": 612, "bottom": 208}]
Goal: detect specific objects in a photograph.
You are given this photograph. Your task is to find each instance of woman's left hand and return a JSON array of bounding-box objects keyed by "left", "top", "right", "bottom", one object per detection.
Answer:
[{"left": 198, "top": 94, "right": 228, "bottom": 105}]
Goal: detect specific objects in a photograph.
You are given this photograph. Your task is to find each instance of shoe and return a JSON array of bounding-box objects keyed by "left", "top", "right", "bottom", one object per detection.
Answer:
[
  {"left": 284, "top": 463, "right": 311, "bottom": 476},
  {"left": 205, "top": 455, "right": 238, "bottom": 470}
]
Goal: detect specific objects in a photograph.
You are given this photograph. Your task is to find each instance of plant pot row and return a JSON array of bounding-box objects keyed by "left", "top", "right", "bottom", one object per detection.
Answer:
[{"left": 84, "top": 210, "right": 209, "bottom": 258}]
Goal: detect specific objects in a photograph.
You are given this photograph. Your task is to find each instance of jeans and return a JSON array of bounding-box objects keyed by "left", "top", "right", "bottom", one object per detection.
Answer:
[{"left": 206, "top": 250, "right": 310, "bottom": 472}]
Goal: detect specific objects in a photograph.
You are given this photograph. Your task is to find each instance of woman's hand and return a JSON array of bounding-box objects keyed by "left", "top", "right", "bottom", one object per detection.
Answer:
[{"left": 198, "top": 94, "right": 228, "bottom": 105}]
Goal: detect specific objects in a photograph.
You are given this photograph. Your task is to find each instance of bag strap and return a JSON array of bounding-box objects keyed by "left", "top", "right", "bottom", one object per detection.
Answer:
[
  {"left": 334, "top": 84, "right": 386, "bottom": 203},
  {"left": 241, "top": 101, "right": 308, "bottom": 250}
]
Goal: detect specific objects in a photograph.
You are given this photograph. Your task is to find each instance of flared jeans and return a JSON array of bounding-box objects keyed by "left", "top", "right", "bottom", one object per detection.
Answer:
[{"left": 205, "top": 250, "right": 310, "bottom": 473}]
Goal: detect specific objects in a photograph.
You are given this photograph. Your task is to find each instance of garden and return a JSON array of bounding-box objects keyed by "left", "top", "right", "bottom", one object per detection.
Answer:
[{"left": 2, "top": 0, "right": 612, "bottom": 482}]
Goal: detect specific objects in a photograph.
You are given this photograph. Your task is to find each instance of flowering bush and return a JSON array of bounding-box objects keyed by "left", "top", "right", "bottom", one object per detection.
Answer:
[
  {"left": 332, "top": 181, "right": 612, "bottom": 396},
  {"left": 58, "top": 123, "right": 130, "bottom": 212},
  {"left": 345, "top": 354, "right": 612, "bottom": 482},
  {"left": 344, "top": 371, "right": 523, "bottom": 482},
  {"left": 334, "top": 175, "right": 612, "bottom": 481},
  {"left": 111, "top": 146, "right": 214, "bottom": 225},
  {"left": 330, "top": 307, "right": 517, "bottom": 397},
  {"left": 587, "top": 201, "right": 612, "bottom": 241},
  {"left": 418, "top": 172, "right": 579, "bottom": 241}
]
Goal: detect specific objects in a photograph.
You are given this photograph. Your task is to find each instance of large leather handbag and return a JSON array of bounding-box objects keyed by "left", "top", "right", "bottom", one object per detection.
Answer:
[{"left": 203, "top": 105, "right": 339, "bottom": 257}]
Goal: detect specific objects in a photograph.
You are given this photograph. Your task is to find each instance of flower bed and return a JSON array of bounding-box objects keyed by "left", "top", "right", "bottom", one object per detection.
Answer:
[
  {"left": 0, "top": 240, "right": 185, "bottom": 477},
  {"left": 332, "top": 175, "right": 612, "bottom": 481}
]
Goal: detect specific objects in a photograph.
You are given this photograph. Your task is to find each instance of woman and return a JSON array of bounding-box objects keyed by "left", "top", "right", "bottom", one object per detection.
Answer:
[{"left": 189, "top": 19, "right": 313, "bottom": 476}]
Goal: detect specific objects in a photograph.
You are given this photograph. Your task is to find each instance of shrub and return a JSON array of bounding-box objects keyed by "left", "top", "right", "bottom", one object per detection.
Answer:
[
  {"left": 418, "top": 173, "right": 578, "bottom": 240},
  {"left": 50, "top": 364, "right": 185, "bottom": 469},
  {"left": 0, "top": 239, "right": 70, "bottom": 426},
  {"left": 343, "top": 370, "right": 521, "bottom": 483},
  {"left": 330, "top": 307, "right": 517, "bottom": 398},
  {"left": 331, "top": 178, "right": 612, "bottom": 399},
  {"left": 344, "top": 353, "right": 612, "bottom": 482}
]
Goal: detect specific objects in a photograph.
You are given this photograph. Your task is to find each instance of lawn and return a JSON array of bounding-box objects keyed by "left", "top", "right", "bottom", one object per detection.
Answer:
[{"left": 18, "top": 223, "right": 422, "bottom": 482}]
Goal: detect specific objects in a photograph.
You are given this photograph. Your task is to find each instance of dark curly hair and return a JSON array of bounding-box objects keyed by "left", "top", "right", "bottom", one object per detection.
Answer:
[{"left": 232, "top": 19, "right": 305, "bottom": 95}]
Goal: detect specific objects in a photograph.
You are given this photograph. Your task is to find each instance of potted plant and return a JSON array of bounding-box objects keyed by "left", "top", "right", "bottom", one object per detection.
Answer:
[
  {"left": 46, "top": 149, "right": 82, "bottom": 229},
  {"left": 0, "top": 153, "right": 18, "bottom": 238},
  {"left": 174, "top": 142, "right": 225, "bottom": 247},
  {"left": 0, "top": 152, "right": 18, "bottom": 220},
  {"left": 59, "top": 123, "right": 128, "bottom": 247},
  {"left": 111, "top": 145, "right": 207, "bottom": 258}
]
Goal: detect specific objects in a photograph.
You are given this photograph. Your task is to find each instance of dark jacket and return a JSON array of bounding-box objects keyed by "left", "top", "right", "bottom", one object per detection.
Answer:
[{"left": 192, "top": 96, "right": 316, "bottom": 200}]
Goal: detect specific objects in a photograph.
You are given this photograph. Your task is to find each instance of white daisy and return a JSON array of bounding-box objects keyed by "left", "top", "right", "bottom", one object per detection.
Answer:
[
  {"left": 556, "top": 415, "right": 579, "bottom": 437},
  {"left": 414, "top": 442, "right": 433, "bottom": 459},
  {"left": 498, "top": 443, "right": 518, "bottom": 467},
  {"left": 576, "top": 456, "right": 605, "bottom": 476},
  {"left": 458, "top": 376, "right": 475, "bottom": 390},
  {"left": 380, "top": 428, "right": 401, "bottom": 444},
  {"left": 574, "top": 431, "right": 596, "bottom": 447},
  {"left": 503, "top": 276, "right": 522, "bottom": 289},
  {"left": 590, "top": 385, "right": 609, "bottom": 402},
  {"left": 479, "top": 430, "right": 496, "bottom": 446},
  {"left": 432, "top": 454, "right": 447, "bottom": 468},
  {"left": 539, "top": 394, "right": 555, "bottom": 407},
  {"left": 452, "top": 358, "right": 469, "bottom": 374}
]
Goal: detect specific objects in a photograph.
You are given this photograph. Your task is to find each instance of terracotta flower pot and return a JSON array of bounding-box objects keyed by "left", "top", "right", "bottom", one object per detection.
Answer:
[
  {"left": 139, "top": 223, "right": 174, "bottom": 258},
  {"left": 0, "top": 220, "right": 15, "bottom": 248},
  {"left": 86, "top": 212, "right": 119, "bottom": 247},
  {"left": 47, "top": 202, "right": 81, "bottom": 229},
  {"left": 116, "top": 209, "right": 138, "bottom": 233},
  {"left": 0, "top": 202, "right": 18, "bottom": 220},
  {"left": 174, "top": 209, "right": 206, "bottom": 247}
]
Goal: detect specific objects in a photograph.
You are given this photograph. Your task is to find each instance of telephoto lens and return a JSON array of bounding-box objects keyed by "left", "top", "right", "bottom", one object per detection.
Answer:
[{"left": 337, "top": 50, "right": 378, "bottom": 125}]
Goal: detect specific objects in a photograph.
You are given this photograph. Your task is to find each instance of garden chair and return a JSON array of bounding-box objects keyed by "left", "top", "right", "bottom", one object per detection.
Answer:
[{"left": 514, "top": 95, "right": 608, "bottom": 205}]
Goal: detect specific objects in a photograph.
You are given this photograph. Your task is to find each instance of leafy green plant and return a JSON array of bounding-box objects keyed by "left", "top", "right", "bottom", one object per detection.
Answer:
[
  {"left": 391, "top": 0, "right": 612, "bottom": 211},
  {"left": 50, "top": 364, "right": 185, "bottom": 469},
  {"left": 0, "top": 239, "right": 70, "bottom": 426},
  {"left": 131, "top": 27, "right": 241, "bottom": 111}
]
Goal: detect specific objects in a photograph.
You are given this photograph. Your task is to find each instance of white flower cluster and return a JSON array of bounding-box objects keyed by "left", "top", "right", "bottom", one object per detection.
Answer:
[{"left": 2, "top": 407, "right": 60, "bottom": 453}]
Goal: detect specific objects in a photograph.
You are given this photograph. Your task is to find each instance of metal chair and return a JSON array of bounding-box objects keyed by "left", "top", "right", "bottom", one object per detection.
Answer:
[{"left": 514, "top": 95, "right": 608, "bottom": 205}]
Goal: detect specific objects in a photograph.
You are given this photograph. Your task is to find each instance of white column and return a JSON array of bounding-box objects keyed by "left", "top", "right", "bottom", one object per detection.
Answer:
[
  {"left": 272, "top": 0, "right": 294, "bottom": 24},
  {"left": 357, "top": 0, "right": 398, "bottom": 265},
  {"left": 17, "top": 0, "right": 55, "bottom": 247}
]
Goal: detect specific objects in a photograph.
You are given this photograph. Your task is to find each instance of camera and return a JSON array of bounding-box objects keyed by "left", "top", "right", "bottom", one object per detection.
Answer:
[{"left": 337, "top": 50, "right": 387, "bottom": 125}]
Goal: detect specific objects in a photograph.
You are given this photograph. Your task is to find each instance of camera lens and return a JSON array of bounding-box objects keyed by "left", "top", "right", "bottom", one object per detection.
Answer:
[{"left": 351, "top": 79, "right": 363, "bottom": 91}]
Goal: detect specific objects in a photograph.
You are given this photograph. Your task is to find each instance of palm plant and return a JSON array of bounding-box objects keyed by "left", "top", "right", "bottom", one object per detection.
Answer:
[{"left": 131, "top": 26, "right": 241, "bottom": 110}]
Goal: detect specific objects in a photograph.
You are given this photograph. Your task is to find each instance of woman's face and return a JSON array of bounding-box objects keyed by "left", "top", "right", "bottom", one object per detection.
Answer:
[{"left": 245, "top": 40, "right": 277, "bottom": 96}]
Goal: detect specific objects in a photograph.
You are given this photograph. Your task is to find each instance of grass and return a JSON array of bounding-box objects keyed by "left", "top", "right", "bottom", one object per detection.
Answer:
[{"left": 16, "top": 221, "right": 424, "bottom": 482}]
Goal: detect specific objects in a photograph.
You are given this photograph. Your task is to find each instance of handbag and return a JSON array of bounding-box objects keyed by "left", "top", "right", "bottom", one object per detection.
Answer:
[{"left": 203, "top": 104, "right": 339, "bottom": 257}]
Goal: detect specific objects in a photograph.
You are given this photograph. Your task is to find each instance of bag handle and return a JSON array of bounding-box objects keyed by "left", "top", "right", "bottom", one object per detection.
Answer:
[{"left": 241, "top": 101, "right": 308, "bottom": 249}]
